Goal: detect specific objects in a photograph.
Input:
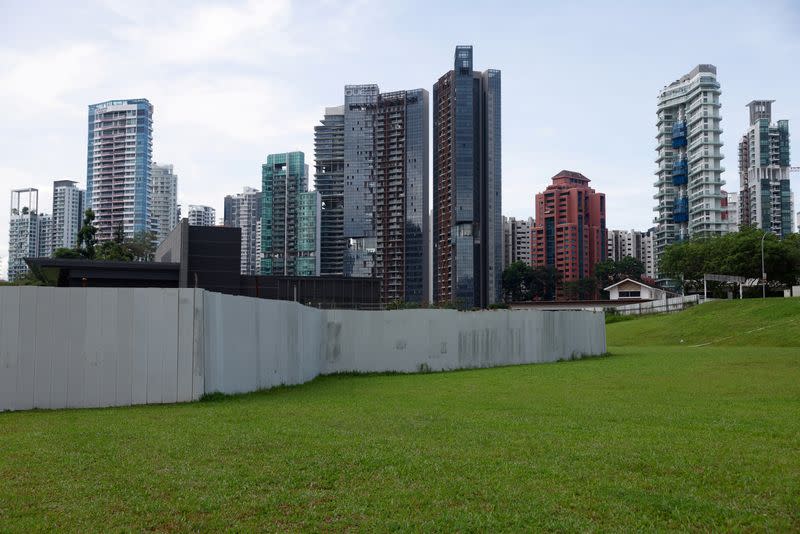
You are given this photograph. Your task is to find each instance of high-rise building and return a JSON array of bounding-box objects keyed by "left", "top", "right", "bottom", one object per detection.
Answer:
[
  {"left": 296, "top": 191, "right": 321, "bottom": 277},
  {"left": 433, "top": 45, "right": 501, "bottom": 308},
  {"left": 86, "top": 99, "right": 153, "bottom": 242},
  {"left": 187, "top": 205, "right": 216, "bottom": 227},
  {"left": 38, "top": 214, "right": 53, "bottom": 258},
  {"left": 51, "top": 180, "right": 85, "bottom": 250},
  {"left": 261, "top": 152, "right": 307, "bottom": 276},
  {"left": 314, "top": 106, "right": 346, "bottom": 276},
  {"left": 738, "top": 100, "right": 792, "bottom": 237},
  {"left": 643, "top": 229, "right": 656, "bottom": 279},
  {"left": 607, "top": 228, "right": 656, "bottom": 278},
  {"left": 502, "top": 216, "right": 512, "bottom": 270},
  {"left": 372, "top": 88, "right": 429, "bottom": 303},
  {"left": 151, "top": 163, "right": 178, "bottom": 244},
  {"left": 8, "top": 189, "right": 42, "bottom": 280},
  {"left": 654, "top": 66, "right": 726, "bottom": 278},
  {"left": 224, "top": 187, "right": 263, "bottom": 275},
  {"left": 316, "top": 86, "right": 430, "bottom": 303},
  {"left": 721, "top": 190, "right": 739, "bottom": 233},
  {"left": 531, "top": 171, "right": 606, "bottom": 295},
  {"left": 502, "top": 217, "right": 533, "bottom": 267}
]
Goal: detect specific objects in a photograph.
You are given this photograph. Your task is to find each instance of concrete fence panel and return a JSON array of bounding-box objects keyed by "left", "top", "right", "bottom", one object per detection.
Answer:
[
  {"left": 0, "top": 287, "right": 203, "bottom": 411},
  {"left": 1, "top": 288, "right": 606, "bottom": 411}
]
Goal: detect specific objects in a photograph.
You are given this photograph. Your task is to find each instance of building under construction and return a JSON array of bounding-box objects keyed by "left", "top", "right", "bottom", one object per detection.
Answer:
[
  {"left": 316, "top": 85, "right": 430, "bottom": 305},
  {"left": 373, "top": 89, "right": 429, "bottom": 305}
]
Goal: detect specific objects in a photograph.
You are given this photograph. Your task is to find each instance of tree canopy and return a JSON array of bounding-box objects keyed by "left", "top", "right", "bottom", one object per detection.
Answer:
[
  {"left": 502, "top": 262, "right": 561, "bottom": 302},
  {"left": 53, "top": 209, "right": 156, "bottom": 262},
  {"left": 659, "top": 227, "right": 800, "bottom": 287},
  {"left": 595, "top": 256, "right": 646, "bottom": 289}
]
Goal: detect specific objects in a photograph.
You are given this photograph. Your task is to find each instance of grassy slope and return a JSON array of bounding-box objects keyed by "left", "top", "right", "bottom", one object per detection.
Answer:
[
  {"left": 1, "top": 299, "right": 799, "bottom": 531},
  {"left": 607, "top": 298, "right": 800, "bottom": 347}
]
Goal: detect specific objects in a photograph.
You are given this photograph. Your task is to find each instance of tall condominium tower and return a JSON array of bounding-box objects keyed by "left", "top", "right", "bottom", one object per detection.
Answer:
[
  {"left": 433, "top": 45, "right": 501, "bottom": 308},
  {"left": 607, "top": 228, "right": 656, "bottom": 278},
  {"left": 261, "top": 151, "right": 308, "bottom": 276},
  {"left": 8, "top": 189, "right": 45, "bottom": 280},
  {"left": 151, "top": 163, "right": 178, "bottom": 244},
  {"left": 224, "top": 187, "right": 263, "bottom": 275},
  {"left": 531, "top": 171, "right": 606, "bottom": 296},
  {"left": 314, "top": 106, "right": 346, "bottom": 276},
  {"left": 38, "top": 214, "right": 53, "bottom": 258},
  {"left": 187, "top": 205, "right": 216, "bottom": 227},
  {"left": 502, "top": 217, "right": 533, "bottom": 267},
  {"left": 51, "top": 180, "right": 85, "bottom": 250},
  {"left": 654, "top": 66, "right": 725, "bottom": 276},
  {"left": 86, "top": 99, "right": 153, "bottom": 242},
  {"left": 297, "top": 190, "right": 322, "bottom": 277},
  {"left": 721, "top": 190, "right": 740, "bottom": 233},
  {"left": 316, "top": 86, "right": 430, "bottom": 303},
  {"left": 738, "top": 100, "right": 792, "bottom": 237}
]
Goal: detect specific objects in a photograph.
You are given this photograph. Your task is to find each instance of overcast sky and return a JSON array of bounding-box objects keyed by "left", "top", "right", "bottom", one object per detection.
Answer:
[{"left": 1, "top": 0, "right": 799, "bottom": 277}]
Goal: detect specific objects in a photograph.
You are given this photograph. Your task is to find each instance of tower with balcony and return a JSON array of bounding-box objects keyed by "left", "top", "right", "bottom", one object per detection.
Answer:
[{"left": 653, "top": 65, "right": 726, "bottom": 281}]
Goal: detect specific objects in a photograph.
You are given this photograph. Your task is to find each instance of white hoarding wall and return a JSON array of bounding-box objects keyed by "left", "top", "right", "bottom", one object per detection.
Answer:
[
  {"left": 0, "top": 287, "right": 204, "bottom": 411},
  {"left": 0, "top": 288, "right": 606, "bottom": 411}
]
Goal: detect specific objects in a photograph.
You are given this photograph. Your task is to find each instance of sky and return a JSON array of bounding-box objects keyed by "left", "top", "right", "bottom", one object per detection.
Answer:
[{"left": 1, "top": 0, "right": 799, "bottom": 277}]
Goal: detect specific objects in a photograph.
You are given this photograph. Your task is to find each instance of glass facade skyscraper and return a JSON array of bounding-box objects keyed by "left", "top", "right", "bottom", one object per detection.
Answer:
[
  {"left": 315, "top": 85, "right": 430, "bottom": 304},
  {"left": 261, "top": 151, "right": 311, "bottom": 276},
  {"left": 433, "top": 46, "right": 501, "bottom": 308},
  {"left": 314, "top": 106, "right": 346, "bottom": 276},
  {"left": 86, "top": 99, "right": 153, "bottom": 242},
  {"left": 296, "top": 191, "right": 321, "bottom": 277},
  {"left": 738, "top": 100, "right": 793, "bottom": 237}
]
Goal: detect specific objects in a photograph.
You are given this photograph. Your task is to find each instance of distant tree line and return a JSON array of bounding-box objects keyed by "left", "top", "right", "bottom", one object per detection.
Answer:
[
  {"left": 659, "top": 226, "right": 800, "bottom": 292},
  {"left": 502, "top": 255, "right": 649, "bottom": 302},
  {"left": 52, "top": 209, "right": 156, "bottom": 262},
  {"left": 2, "top": 209, "right": 157, "bottom": 286}
]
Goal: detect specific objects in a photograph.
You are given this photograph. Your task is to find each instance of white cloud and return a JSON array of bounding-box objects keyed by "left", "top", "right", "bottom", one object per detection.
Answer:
[
  {"left": 112, "top": 0, "right": 300, "bottom": 65},
  {"left": 0, "top": 43, "right": 106, "bottom": 119}
]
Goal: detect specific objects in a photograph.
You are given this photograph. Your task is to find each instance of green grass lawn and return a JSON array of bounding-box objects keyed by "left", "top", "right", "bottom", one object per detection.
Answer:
[
  {"left": 1, "top": 300, "right": 799, "bottom": 531},
  {"left": 606, "top": 297, "right": 800, "bottom": 347}
]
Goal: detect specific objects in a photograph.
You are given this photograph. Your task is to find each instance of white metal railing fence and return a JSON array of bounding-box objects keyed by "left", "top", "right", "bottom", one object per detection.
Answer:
[{"left": 610, "top": 294, "right": 701, "bottom": 316}]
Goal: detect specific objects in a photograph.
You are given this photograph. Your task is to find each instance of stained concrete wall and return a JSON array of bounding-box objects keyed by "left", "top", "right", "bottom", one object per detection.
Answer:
[
  {"left": 0, "top": 288, "right": 606, "bottom": 411},
  {"left": 321, "top": 307, "right": 605, "bottom": 374}
]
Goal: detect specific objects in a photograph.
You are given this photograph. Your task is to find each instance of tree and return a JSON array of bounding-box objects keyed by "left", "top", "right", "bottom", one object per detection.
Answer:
[
  {"left": 76, "top": 209, "right": 98, "bottom": 259},
  {"left": 502, "top": 262, "right": 561, "bottom": 302},
  {"left": 659, "top": 227, "right": 800, "bottom": 292},
  {"left": 52, "top": 247, "right": 83, "bottom": 259},
  {"left": 563, "top": 277, "right": 597, "bottom": 300},
  {"left": 95, "top": 224, "right": 132, "bottom": 261},
  {"left": 127, "top": 231, "right": 157, "bottom": 262},
  {"left": 0, "top": 271, "right": 47, "bottom": 286},
  {"left": 57, "top": 214, "right": 157, "bottom": 263},
  {"left": 595, "top": 256, "right": 646, "bottom": 289},
  {"left": 502, "top": 261, "right": 531, "bottom": 302},
  {"left": 530, "top": 266, "right": 560, "bottom": 301}
]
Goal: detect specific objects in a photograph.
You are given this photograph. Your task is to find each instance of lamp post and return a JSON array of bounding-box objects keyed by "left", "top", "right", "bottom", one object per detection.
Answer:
[{"left": 760, "top": 232, "right": 767, "bottom": 299}]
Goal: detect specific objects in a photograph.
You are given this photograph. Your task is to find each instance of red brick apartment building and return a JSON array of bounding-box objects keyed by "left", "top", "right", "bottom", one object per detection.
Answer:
[{"left": 532, "top": 170, "right": 607, "bottom": 296}]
